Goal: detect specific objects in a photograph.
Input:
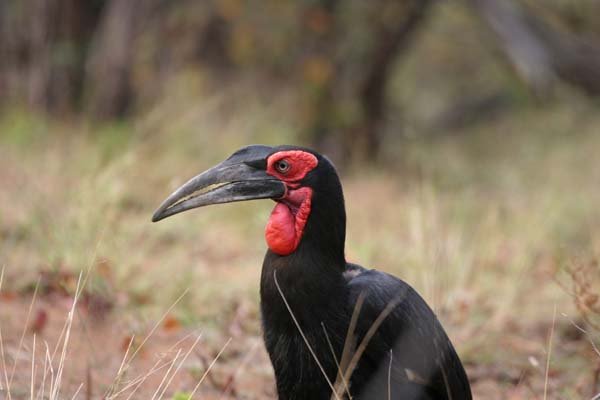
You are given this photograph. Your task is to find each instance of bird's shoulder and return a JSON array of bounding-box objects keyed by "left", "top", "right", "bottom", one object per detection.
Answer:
[
  {"left": 341, "top": 262, "right": 472, "bottom": 400},
  {"left": 342, "top": 262, "right": 438, "bottom": 346},
  {"left": 343, "top": 262, "right": 419, "bottom": 308},
  {"left": 343, "top": 262, "right": 456, "bottom": 355}
]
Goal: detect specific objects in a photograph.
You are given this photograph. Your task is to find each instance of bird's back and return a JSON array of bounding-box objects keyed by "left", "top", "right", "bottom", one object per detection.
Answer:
[{"left": 344, "top": 264, "right": 472, "bottom": 400}]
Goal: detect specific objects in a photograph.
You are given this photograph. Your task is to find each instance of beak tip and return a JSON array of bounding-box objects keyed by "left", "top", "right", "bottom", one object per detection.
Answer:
[{"left": 151, "top": 210, "right": 164, "bottom": 222}]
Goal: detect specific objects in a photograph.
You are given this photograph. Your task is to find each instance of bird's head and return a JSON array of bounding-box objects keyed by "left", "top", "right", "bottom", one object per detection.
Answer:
[{"left": 152, "top": 145, "right": 346, "bottom": 260}]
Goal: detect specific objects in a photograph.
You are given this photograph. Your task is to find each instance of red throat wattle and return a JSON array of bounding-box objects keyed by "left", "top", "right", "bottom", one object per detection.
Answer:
[
  {"left": 263, "top": 150, "right": 318, "bottom": 256},
  {"left": 265, "top": 187, "right": 313, "bottom": 255}
]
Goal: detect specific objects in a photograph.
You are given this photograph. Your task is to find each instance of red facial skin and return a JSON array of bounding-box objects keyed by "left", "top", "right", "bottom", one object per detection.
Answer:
[{"left": 264, "top": 150, "right": 318, "bottom": 255}]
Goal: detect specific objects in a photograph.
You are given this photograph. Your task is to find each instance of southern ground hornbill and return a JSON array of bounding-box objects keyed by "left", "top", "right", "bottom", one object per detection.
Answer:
[{"left": 152, "top": 145, "right": 472, "bottom": 399}]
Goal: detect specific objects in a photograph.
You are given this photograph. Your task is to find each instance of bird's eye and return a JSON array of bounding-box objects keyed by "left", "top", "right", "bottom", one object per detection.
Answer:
[{"left": 275, "top": 159, "right": 290, "bottom": 173}]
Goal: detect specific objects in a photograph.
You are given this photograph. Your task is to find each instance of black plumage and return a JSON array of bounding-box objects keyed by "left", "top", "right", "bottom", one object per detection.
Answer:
[{"left": 153, "top": 145, "right": 472, "bottom": 399}]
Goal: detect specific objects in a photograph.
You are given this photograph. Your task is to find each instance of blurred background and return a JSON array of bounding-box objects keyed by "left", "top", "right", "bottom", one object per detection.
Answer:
[{"left": 1, "top": 0, "right": 600, "bottom": 398}]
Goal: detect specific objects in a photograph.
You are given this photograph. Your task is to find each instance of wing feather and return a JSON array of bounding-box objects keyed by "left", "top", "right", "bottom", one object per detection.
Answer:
[{"left": 344, "top": 265, "right": 472, "bottom": 399}]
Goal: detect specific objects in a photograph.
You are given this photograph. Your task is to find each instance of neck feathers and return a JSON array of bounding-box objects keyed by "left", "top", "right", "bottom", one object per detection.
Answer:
[
  {"left": 260, "top": 156, "right": 347, "bottom": 305},
  {"left": 301, "top": 159, "right": 346, "bottom": 267}
]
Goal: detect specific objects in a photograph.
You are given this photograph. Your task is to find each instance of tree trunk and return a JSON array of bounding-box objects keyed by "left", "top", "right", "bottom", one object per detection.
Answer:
[
  {"left": 352, "top": 0, "right": 433, "bottom": 161},
  {"left": 195, "top": 10, "right": 233, "bottom": 76},
  {"left": 27, "top": 0, "right": 54, "bottom": 111},
  {"left": 471, "top": 0, "right": 600, "bottom": 96},
  {"left": 0, "top": 2, "right": 7, "bottom": 102},
  {"left": 49, "top": 0, "right": 104, "bottom": 114},
  {"left": 302, "top": 0, "right": 342, "bottom": 161},
  {"left": 85, "top": 0, "right": 142, "bottom": 120},
  {"left": 304, "top": 0, "right": 433, "bottom": 164},
  {"left": 0, "top": 0, "right": 103, "bottom": 114}
]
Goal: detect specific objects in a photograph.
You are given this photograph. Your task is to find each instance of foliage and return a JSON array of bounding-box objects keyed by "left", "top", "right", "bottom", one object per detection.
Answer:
[{"left": 2, "top": 0, "right": 600, "bottom": 160}]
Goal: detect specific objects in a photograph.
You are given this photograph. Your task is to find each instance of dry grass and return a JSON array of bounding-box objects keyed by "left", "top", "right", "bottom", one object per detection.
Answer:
[{"left": 1, "top": 94, "right": 600, "bottom": 398}]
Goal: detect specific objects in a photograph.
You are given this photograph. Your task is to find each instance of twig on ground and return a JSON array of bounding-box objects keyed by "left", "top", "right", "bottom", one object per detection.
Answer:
[
  {"left": 387, "top": 349, "right": 393, "bottom": 400},
  {"left": 104, "top": 288, "right": 190, "bottom": 398},
  {"left": 321, "top": 322, "right": 351, "bottom": 400},
  {"left": 151, "top": 349, "right": 182, "bottom": 400},
  {"left": 50, "top": 272, "right": 84, "bottom": 400},
  {"left": 30, "top": 334, "right": 36, "bottom": 400},
  {"left": 156, "top": 334, "right": 203, "bottom": 400},
  {"left": 218, "top": 338, "right": 260, "bottom": 399},
  {"left": 188, "top": 337, "right": 232, "bottom": 399},
  {"left": 8, "top": 277, "right": 41, "bottom": 392},
  {"left": 0, "top": 266, "right": 11, "bottom": 397},
  {"left": 543, "top": 304, "right": 557, "bottom": 400}
]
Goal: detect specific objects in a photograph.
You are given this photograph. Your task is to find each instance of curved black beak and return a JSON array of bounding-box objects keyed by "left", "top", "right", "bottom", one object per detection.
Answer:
[{"left": 152, "top": 152, "right": 285, "bottom": 222}]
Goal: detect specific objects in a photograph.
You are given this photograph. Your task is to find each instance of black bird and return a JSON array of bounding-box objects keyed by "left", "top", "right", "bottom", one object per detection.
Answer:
[{"left": 152, "top": 145, "right": 472, "bottom": 400}]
